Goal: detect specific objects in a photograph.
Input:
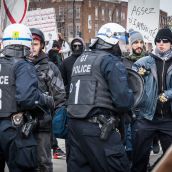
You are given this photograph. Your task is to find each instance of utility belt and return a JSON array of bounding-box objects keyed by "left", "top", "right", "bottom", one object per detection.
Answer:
[
  {"left": 11, "top": 112, "right": 38, "bottom": 137},
  {"left": 0, "top": 112, "right": 38, "bottom": 169},
  {"left": 87, "top": 114, "right": 119, "bottom": 140}
]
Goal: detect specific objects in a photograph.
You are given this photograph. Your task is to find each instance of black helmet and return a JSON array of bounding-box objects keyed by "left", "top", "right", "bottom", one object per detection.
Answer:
[{"left": 30, "top": 28, "right": 45, "bottom": 48}]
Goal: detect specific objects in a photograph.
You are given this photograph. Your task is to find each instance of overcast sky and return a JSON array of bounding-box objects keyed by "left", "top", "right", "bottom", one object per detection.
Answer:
[
  {"left": 160, "top": 0, "right": 172, "bottom": 15},
  {"left": 123, "top": 0, "right": 172, "bottom": 16}
]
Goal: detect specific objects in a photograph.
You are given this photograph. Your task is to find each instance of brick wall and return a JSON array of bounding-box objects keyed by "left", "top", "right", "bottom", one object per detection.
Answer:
[{"left": 29, "top": 0, "right": 167, "bottom": 44}]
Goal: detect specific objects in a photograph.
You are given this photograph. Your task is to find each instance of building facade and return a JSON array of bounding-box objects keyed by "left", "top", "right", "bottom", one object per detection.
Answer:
[{"left": 29, "top": 0, "right": 168, "bottom": 44}]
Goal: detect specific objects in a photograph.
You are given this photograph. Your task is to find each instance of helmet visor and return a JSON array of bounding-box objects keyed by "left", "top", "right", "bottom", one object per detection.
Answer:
[{"left": 118, "top": 32, "right": 130, "bottom": 55}]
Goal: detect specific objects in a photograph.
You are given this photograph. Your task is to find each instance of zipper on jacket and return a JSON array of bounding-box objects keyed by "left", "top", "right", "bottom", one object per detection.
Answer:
[
  {"left": 160, "top": 108, "right": 163, "bottom": 118},
  {"left": 160, "top": 58, "right": 166, "bottom": 118},
  {"left": 161, "top": 59, "right": 166, "bottom": 91}
]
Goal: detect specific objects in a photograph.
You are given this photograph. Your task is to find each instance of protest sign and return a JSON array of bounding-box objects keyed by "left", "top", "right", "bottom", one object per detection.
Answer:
[
  {"left": 127, "top": 0, "right": 160, "bottom": 43},
  {"left": 24, "top": 8, "right": 58, "bottom": 41}
]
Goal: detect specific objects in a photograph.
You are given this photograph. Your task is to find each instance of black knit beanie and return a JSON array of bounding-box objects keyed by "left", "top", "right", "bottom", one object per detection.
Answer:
[{"left": 155, "top": 28, "right": 172, "bottom": 44}]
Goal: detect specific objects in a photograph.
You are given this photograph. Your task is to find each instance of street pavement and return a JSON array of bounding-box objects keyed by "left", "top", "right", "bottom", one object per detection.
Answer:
[
  {"left": 53, "top": 139, "right": 67, "bottom": 172},
  {"left": 5, "top": 139, "right": 162, "bottom": 172},
  {"left": 53, "top": 157, "right": 67, "bottom": 172}
]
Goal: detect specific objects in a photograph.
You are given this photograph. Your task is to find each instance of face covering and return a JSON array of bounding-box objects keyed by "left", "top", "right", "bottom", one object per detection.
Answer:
[{"left": 72, "top": 42, "right": 83, "bottom": 56}]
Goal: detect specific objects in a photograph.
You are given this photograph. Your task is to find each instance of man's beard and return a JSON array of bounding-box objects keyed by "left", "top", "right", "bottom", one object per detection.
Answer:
[{"left": 133, "top": 47, "right": 143, "bottom": 56}]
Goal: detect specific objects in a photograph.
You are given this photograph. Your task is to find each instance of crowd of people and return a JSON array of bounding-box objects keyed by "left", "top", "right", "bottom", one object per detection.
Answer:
[{"left": 0, "top": 22, "right": 172, "bottom": 172}]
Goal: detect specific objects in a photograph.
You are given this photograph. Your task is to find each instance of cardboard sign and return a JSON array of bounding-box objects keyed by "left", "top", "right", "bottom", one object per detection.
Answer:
[
  {"left": 24, "top": 8, "right": 58, "bottom": 41},
  {"left": 127, "top": 0, "right": 160, "bottom": 43}
]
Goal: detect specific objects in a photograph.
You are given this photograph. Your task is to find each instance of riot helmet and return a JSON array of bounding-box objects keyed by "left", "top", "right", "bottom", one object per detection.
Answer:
[
  {"left": 2, "top": 23, "right": 32, "bottom": 57},
  {"left": 30, "top": 28, "right": 45, "bottom": 49},
  {"left": 90, "top": 23, "right": 129, "bottom": 56}
]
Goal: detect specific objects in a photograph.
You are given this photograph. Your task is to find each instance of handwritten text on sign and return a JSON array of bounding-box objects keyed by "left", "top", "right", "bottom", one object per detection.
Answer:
[
  {"left": 127, "top": 0, "right": 160, "bottom": 43},
  {"left": 24, "top": 8, "right": 58, "bottom": 41}
]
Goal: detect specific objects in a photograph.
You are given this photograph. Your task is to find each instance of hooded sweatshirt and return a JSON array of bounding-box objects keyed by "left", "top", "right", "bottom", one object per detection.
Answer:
[{"left": 60, "top": 37, "right": 85, "bottom": 98}]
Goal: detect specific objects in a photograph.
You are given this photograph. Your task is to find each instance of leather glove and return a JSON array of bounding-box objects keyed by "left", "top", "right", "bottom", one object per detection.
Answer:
[
  {"left": 159, "top": 93, "right": 168, "bottom": 103},
  {"left": 138, "top": 66, "right": 150, "bottom": 76}
]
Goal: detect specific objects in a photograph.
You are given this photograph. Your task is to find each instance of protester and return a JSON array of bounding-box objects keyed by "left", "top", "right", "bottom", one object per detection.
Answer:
[
  {"left": 48, "top": 40, "right": 63, "bottom": 67},
  {"left": 125, "top": 30, "right": 160, "bottom": 161},
  {"left": 57, "top": 33, "right": 71, "bottom": 60},
  {"left": 30, "top": 28, "right": 66, "bottom": 171},
  {"left": 46, "top": 33, "right": 54, "bottom": 53},
  {"left": 58, "top": 37, "right": 86, "bottom": 162},
  {"left": 122, "top": 30, "right": 146, "bottom": 163},
  {"left": 145, "top": 42, "right": 153, "bottom": 54},
  {"left": 123, "top": 30, "right": 146, "bottom": 68},
  {"left": 131, "top": 28, "right": 172, "bottom": 172},
  {"left": 60, "top": 37, "right": 85, "bottom": 98},
  {"left": 48, "top": 39, "right": 68, "bottom": 160}
]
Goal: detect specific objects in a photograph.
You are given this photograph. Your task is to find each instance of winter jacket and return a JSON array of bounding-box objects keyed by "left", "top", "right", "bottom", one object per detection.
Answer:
[
  {"left": 33, "top": 52, "right": 65, "bottom": 131},
  {"left": 132, "top": 51, "right": 172, "bottom": 120}
]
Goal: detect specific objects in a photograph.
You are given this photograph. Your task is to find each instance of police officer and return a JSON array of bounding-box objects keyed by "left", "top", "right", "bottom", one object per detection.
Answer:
[
  {"left": 0, "top": 24, "right": 54, "bottom": 172},
  {"left": 67, "top": 23, "right": 134, "bottom": 172},
  {"left": 30, "top": 28, "right": 65, "bottom": 171}
]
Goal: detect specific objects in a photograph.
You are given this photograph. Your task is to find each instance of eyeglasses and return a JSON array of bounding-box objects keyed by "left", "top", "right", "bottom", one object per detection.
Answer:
[{"left": 156, "top": 39, "right": 170, "bottom": 44}]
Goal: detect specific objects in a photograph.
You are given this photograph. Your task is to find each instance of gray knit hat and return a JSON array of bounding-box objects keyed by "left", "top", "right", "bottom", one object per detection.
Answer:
[{"left": 129, "top": 31, "right": 144, "bottom": 45}]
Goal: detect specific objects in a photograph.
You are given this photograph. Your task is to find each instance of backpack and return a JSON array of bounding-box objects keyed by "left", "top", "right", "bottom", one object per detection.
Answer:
[{"left": 52, "top": 106, "right": 68, "bottom": 139}]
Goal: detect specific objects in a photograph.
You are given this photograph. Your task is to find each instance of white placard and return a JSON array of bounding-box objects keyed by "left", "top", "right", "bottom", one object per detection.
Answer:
[
  {"left": 127, "top": 0, "right": 160, "bottom": 43},
  {"left": 24, "top": 8, "right": 58, "bottom": 41}
]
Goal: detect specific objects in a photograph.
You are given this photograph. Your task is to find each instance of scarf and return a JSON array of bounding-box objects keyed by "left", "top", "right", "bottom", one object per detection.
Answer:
[
  {"left": 155, "top": 48, "right": 172, "bottom": 60},
  {"left": 128, "top": 51, "right": 146, "bottom": 62}
]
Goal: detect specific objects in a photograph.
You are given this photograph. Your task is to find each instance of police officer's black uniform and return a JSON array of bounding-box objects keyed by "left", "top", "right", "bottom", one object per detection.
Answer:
[
  {"left": 0, "top": 36, "right": 55, "bottom": 172},
  {"left": 67, "top": 49, "right": 134, "bottom": 172}
]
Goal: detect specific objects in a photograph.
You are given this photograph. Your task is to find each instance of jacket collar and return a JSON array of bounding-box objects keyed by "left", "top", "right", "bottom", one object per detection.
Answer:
[
  {"left": 149, "top": 53, "right": 158, "bottom": 81},
  {"left": 33, "top": 51, "right": 48, "bottom": 65},
  {"left": 154, "top": 48, "right": 172, "bottom": 61}
]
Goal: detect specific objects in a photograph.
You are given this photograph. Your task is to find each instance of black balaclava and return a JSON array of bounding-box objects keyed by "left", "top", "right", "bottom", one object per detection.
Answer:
[{"left": 71, "top": 37, "right": 85, "bottom": 56}]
